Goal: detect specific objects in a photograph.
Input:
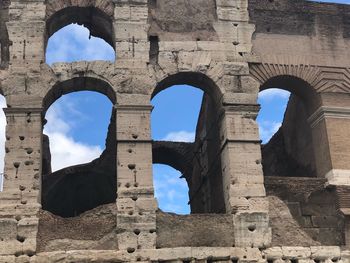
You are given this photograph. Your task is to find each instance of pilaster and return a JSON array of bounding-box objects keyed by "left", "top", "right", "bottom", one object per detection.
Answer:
[
  {"left": 220, "top": 104, "right": 271, "bottom": 247},
  {"left": 116, "top": 98, "right": 157, "bottom": 252},
  {"left": 0, "top": 107, "right": 42, "bottom": 256}
]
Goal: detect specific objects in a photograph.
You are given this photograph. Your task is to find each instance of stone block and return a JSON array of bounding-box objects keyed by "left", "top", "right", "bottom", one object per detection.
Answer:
[
  {"left": 17, "top": 217, "right": 39, "bottom": 238},
  {"left": 311, "top": 246, "right": 341, "bottom": 259},
  {"left": 233, "top": 212, "right": 272, "bottom": 247},
  {"left": 0, "top": 218, "right": 17, "bottom": 240}
]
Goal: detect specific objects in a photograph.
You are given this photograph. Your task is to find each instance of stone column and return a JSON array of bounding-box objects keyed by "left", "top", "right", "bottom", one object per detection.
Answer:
[
  {"left": 0, "top": 107, "right": 42, "bottom": 256},
  {"left": 7, "top": 0, "right": 45, "bottom": 72},
  {"left": 308, "top": 105, "right": 350, "bottom": 184},
  {"left": 220, "top": 104, "right": 271, "bottom": 247},
  {"left": 116, "top": 99, "right": 157, "bottom": 252},
  {"left": 308, "top": 102, "right": 350, "bottom": 247}
]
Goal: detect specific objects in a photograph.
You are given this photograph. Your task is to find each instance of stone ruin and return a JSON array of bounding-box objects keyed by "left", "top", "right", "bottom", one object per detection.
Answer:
[{"left": 0, "top": 0, "right": 350, "bottom": 262}]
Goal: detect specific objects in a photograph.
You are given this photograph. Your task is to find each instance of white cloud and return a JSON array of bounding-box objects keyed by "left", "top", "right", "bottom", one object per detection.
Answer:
[
  {"left": 259, "top": 89, "right": 291, "bottom": 101},
  {"left": 163, "top": 131, "right": 195, "bottom": 142},
  {"left": 258, "top": 120, "right": 282, "bottom": 144},
  {"left": 45, "top": 132, "right": 102, "bottom": 172},
  {"left": 44, "top": 100, "right": 103, "bottom": 172}
]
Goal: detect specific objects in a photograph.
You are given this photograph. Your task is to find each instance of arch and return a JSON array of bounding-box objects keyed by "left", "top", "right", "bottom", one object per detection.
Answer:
[
  {"left": 151, "top": 75, "right": 225, "bottom": 214},
  {"left": 152, "top": 72, "right": 223, "bottom": 107},
  {"left": 42, "top": 91, "right": 116, "bottom": 217},
  {"left": 260, "top": 75, "right": 319, "bottom": 111},
  {"left": 43, "top": 76, "right": 116, "bottom": 114},
  {"left": 250, "top": 63, "right": 322, "bottom": 113},
  {"left": 152, "top": 141, "right": 194, "bottom": 182},
  {"left": 45, "top": 4, "right": 115, "bottom": 49},
  {"left": 258, "top": 76, "right": 319, "bottom": 178}
]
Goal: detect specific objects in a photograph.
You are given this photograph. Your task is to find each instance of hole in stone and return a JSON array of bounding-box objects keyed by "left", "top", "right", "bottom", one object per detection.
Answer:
[
  {"left": 26, "top": 250, "right": 35, "bottom": 257},
  {"left": 149, "top": 229, "right": 156, "bottom": 234},
  {"left": 134, "top": 229, "right": 141, "bottom": 235},
  {"left": 125, "top": 183, "right": 131, "bottom": 188},
  {"left": 131, "top": 196, "right": 138, "bottom": 201},
  {"left": 127, "top": 247, "right": 135, "bottom": 253},
  {"left": 16, "top": 235, "right": 25, "bottom": 243},
  {"left": 14, "top": 251, "right": 23, "bottom": 257},
  {"left": 19, "top": 136, "right": 25, "bottom": 141},
  {"left": 26, "top": 148, "right": 33, "bottom": 154},
  {"left": 13, "top": 162, "right": 20, "bottom": 168},
  {"left": 149, "top": 35, "right": 159, "bottom": 65},
  {"left": 21, "top": 200, "right": 27, "bottom": 205},
  {"left": 132, "top": 134, "right": 138, "bottom": 139},
  {"left": 267, "top": 260, "right": 274, "bottom": 263},
  {"left": 5, "top": 147, "right": 9, "bottom": 153},
  {"left": 24, "top": 160, "right": 33, "bottom": 166},
  {"left": 291, "top": 259, "right": 298, "bottom": 263},
  {"left": 19, "top": 185, "right": 26, "bottom": 191},
  {"left": 128, "top": 164, "right": 136, "bottom": 170},
  {"left": 248, "top": 224, "right": 256, "bottom": 232},
  {"left": 128, "top": 211, "right": 134, "bottom": 215}
]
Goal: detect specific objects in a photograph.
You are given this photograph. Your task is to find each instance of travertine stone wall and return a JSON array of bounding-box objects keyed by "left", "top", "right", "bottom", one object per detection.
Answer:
[{"left": 0, "top": 0, "right": 349, "bottom": 261}]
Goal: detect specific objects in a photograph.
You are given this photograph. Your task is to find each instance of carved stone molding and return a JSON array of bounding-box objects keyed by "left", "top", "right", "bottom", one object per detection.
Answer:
[{"left": 250, "top": 63, "right": 350, "bottom": 93}]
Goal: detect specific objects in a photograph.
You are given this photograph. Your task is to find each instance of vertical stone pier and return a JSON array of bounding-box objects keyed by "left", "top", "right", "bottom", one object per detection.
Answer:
[
  {"left": 0, "top": 108, "right": 42, "bottom": 256},
  {"left": 214, "top": 0, "right": 271, "bottom": 247},
  {"left": 116, "top": 96, "right": 157, "bottom": 252}
]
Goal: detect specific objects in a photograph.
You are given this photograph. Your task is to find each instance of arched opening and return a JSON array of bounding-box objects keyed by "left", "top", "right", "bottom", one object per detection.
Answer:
[
  {"left": 259, "top": 76, "right": 346, "bottom": 246},
  {"left": 41, "top": 79, "right": 116, "bottom": 218},
  {"left": 151, "top": 73, "right": 225, "bottom": 214},
  {"left": 45, "top": 6, "right": 115, "bottom": 64},
  {"left": 259, "top": 76, "right": 320, "bottom": 178},
  {"left": 0, "top": 95, "right": 6, "bottom": 191}
]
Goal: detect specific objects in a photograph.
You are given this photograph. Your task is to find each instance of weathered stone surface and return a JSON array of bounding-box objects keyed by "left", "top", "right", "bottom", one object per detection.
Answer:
[{"left": 0, "top": 0, "right": 349, "bottom": 261}]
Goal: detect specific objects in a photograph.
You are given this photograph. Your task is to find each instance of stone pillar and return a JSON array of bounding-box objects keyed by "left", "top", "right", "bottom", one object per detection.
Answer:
[
  {"left": 113, "top": 0, "right": 149, "bottom": 64},
  {"left": 0, "top": 108, "right": 42, "bottom": 256},
  {"left": 220, "top": 104, "right": 271, "bottom": 247},
  {"left": 307, "top": 101, "right": 350, "bottom": 247},
  {"left": 7, "top": 0, "right": 46, "bottom": 72},
  {"left": 116, "top": 99, "right": 157, "bottom": 252},
  {"left": 308, "top": 106, "right": 350, "bottom": 184}
]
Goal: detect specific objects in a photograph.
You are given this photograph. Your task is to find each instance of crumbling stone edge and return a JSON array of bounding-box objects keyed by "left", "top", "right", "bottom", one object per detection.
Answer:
[{"left": 0, "top": 246, "right": 347, "bottom": 262}]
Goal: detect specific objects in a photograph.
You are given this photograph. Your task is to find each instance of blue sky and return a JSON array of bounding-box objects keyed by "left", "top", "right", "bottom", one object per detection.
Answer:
[{"left": 0, "top": 0, "right": 349, "bottom": 209}]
